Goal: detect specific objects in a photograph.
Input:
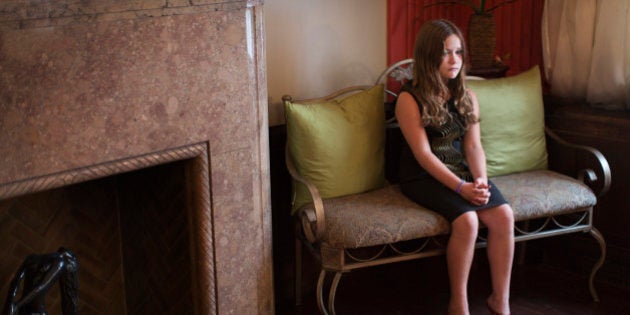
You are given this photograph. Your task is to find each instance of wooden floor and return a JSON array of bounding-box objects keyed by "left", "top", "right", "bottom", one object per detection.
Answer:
[{"left": 276, "top": 253, "right": 630, "bottom": 315}]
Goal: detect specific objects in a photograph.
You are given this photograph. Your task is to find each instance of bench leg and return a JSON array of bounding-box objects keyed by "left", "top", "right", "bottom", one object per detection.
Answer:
[
  {"left": 516, "top": 220, "right": 530, "bottom": 265},
  {"left": 316, "top": 270, "right": 328, "bottom": 314},
  {"left": 316, "top": 270, "right": 343, "bottom": 315},
  {"left": 589, "top": 227, "right": 607, "bottom": 302},
  {"left": 328, "top": 272, "right": 342, "bottom": 315},
  {"left": 295, "top": 237, "right": 303, "bottom": 306}
]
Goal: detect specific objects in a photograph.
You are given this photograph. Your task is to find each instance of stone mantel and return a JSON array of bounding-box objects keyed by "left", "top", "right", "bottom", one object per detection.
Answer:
[
  {"left": 0, "top": 1, "right": 264, "bottom": 24},
  {"left": 0, "top": 0, "right": 272, "bottom": 314}
]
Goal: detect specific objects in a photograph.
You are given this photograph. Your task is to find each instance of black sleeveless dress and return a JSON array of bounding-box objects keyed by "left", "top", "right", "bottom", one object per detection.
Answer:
[{"left": 398, "top": 86, "right": 507, "bottom": 222}]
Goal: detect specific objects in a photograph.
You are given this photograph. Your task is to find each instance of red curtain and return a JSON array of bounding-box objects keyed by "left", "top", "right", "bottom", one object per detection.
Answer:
[{"left": 387, "top": 0, "right": 544, "bottom": 76}]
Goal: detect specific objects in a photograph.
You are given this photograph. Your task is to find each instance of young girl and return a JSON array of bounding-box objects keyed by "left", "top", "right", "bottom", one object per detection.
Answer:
[{"left": 395, "top": 19, "right": 514, "bottom": 315}]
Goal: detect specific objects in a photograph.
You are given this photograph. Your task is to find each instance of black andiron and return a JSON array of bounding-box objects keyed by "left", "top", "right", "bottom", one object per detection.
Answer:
[{"left": 2, "top": 247, "right": 79, "bottom": 315}]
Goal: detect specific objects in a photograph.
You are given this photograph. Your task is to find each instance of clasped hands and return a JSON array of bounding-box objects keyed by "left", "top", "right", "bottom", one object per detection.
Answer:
[{"left": 460, "top": 177, "right": 491, "bottom": 206}]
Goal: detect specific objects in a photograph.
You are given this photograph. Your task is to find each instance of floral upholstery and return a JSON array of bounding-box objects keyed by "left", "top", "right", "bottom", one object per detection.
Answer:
[
  {"left": 300, "top": 170, "right": 596, "bottom": 249},
  {"left": 491, "top": 170, "right": 596, "bottom": 221},
  {"left": 303, "top": 184, "right": 450, "bottom": 249}
]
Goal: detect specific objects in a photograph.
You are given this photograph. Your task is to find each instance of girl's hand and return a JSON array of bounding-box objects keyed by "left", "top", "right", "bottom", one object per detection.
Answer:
[
  {"left": 460, "top": 178, "right": 491, "bottom": 206},
  {"left": 474, "top": 177, "right": 489, "bottom": 189}
]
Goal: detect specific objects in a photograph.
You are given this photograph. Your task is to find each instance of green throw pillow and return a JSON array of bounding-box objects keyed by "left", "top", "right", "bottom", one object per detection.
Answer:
[
  {"left": 284, "top": 85, "right": 386, "bottom": 212},
  {"left": 467, "top": 66, "right": 548, "bottom": 177}
]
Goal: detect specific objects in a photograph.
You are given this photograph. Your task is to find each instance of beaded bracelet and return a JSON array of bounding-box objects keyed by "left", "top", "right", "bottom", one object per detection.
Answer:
[{"left": 455, "top": 179, "right": 465, "bottom": 194}]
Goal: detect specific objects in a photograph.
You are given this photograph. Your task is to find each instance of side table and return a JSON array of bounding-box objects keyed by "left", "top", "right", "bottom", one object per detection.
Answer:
[{"left": 468, "top": 65, "right": 510, "bottom": 78}]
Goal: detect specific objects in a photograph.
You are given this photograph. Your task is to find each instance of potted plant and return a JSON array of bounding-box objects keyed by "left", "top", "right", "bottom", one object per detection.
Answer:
[{"left": 423, "top": 0, "right": 518, "bottom": 69}]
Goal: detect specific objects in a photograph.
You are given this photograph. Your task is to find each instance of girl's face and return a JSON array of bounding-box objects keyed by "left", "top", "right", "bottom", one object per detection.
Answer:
[{"left": 439, "top": 34, "right": 463, "bottom": 81}]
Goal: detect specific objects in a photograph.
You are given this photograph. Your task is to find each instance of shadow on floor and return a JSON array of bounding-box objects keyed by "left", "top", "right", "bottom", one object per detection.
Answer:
[{"left": 276, "top": 253, "right": 630, "bottom": 315}]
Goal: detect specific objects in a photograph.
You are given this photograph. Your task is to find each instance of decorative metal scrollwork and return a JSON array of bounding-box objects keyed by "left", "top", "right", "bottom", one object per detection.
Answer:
[{"left": 346, "top": 245, "right": 388, "bottom": 263}]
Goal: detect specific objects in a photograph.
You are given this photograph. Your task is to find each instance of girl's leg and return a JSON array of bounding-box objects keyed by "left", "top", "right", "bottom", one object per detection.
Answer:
[
  {"left": 447, "top": 211, "right": 479, "bottom": 315},
  {"left": 478, "top": 204, "right": 514, "bottom": 314}
]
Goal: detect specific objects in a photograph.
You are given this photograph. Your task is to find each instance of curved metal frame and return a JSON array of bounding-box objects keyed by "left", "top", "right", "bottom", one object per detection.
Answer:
[
  {"left": 346, "top": 246, "right": 388, "bottom": 263},
  {"left": 588, "top": 228, "right": 607, "bottom": 302},
  {"left": 375, "top": 58, "right": 414, "bottom": 87},
  {"left": 389, "top": 238, "right": 431, "bottom": 255},
  {"left": 375, "top": 58, "right": 414, "bottom": 124},
  {"left": 316, "top": 270, "right": 343, "bottom": 315},
  {"left": 545, "top": 127, "right": 612, "bottom": 197},
  {"left": 514, "top": 217, "right": 552, "bottom": 235},
  {"left": 551, "top": 212, "right": 589, "bottom": 229}
]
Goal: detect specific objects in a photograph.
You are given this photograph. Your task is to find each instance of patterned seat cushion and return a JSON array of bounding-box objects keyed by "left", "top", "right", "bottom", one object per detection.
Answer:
[
  {"left": 306, "top": 184, "right": 450, "bottom": 249},
  {"left": 491, "top": 169, "right": 596, "bottom": 221},
  {"left": 302, "top": 170, "right": 596, "bottom": 249}
]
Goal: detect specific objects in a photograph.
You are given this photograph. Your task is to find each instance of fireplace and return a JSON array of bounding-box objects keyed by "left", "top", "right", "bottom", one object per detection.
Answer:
[
  {"left": 0, "top": 1, "right": 273, "bottom": 314},
  {"left": 1, "top": 143, "right": 211, "bottom": 314}
]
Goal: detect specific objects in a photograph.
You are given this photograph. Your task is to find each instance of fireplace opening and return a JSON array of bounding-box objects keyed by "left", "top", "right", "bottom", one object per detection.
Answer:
[{"left": 0, "top": 154, "right": 210, "bottom": 314}]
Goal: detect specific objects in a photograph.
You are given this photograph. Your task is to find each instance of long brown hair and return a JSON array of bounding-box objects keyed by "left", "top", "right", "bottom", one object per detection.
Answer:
[{"left": 410, "top": 19, "right": 477, "bottom": 127}]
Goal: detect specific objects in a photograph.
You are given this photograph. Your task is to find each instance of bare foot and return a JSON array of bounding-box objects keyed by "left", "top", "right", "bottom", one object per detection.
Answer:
[
  {"left": 448, "top": 301, "right": 470, "bottom": 315},
  {"left": 487, "top": 295, "right": 510, "bottom": 315}
]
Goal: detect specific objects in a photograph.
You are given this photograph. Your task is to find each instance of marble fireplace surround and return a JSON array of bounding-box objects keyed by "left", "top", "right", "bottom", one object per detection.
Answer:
[{"left": 0, "top": 0, "right": 273, "bottom": 314}]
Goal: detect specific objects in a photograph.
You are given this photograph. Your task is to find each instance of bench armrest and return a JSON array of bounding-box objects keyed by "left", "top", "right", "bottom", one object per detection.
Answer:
[
  {"left": 545, "top": 127, "right": 611, "bottom": 198},
  {"left": 285, "top": 145, "right": 326, "bottom": 243}
]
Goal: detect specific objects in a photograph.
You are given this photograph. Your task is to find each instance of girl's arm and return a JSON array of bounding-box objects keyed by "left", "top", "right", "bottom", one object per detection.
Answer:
[
  {"left": 462, "top": 89, "right": 487, "bottom": 183},
  {"left": 396, "top": 92, "right": 467, "bottom": 194},
  {"left": 462, "top": 90, "right": 491, "bottom": 205}
]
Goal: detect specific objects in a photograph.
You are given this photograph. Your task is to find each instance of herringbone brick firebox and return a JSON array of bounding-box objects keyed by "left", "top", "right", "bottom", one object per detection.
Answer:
[{"left": 0, "top": 158, "right": 198, "bottom": 314}]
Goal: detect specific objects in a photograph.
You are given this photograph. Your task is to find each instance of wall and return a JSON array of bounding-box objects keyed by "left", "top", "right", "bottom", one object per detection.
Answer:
[{"left": 265, "top": 0, "right": 387, "bottom": 126}]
